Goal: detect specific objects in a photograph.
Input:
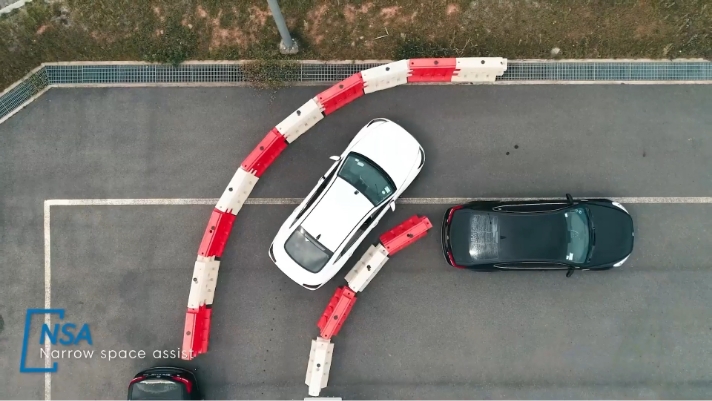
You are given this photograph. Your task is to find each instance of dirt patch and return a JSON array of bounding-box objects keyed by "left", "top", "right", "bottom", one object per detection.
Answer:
[
  {"left": 380, "top": 6, "right": 400, "bottom": 19},
  {"left": 344, "top": 3, "right": 372, "bottom": 24},
  {"left": 152, "top": 6, "right": 165, "bottom": 22},
  {"left": 305, "top": 4, "right": 328, "bottom": 45},
  {"left": 209, "top": 12, "right": 248, "bottom": 49},
  {"left": 249, "top": 6, "right": 270, "bottom": 27},
  {"left": 196, "top": 5, "right": 208, "bottom": 19}
]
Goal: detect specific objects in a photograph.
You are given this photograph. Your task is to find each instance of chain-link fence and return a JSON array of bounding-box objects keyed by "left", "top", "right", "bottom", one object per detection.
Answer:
[{"left": 2, "top": 60, "right": 711, "bottom": 122}]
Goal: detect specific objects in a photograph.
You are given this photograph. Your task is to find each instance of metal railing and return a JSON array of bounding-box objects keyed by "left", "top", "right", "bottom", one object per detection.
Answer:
[{"left": 2, "top": 60, "right": 711, "bottom": 123}]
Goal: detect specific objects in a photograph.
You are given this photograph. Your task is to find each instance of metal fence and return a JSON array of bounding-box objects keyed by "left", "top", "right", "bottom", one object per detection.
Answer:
[{"left": 2, "top": 60, "right": 712, "bottom": 122}]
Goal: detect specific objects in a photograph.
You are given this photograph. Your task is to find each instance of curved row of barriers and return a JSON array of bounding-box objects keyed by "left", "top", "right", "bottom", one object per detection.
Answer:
[{"left": 181, "top": 57, "right": 508, "bottom": 396}]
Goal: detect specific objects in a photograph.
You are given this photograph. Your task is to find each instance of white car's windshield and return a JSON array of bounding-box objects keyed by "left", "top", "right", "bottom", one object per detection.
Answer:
[
  {"left": 284, "top": 226, "right": 333, "bottom": 273},
  {"left": 337, "top": 153, "right": 395, "bottom": 206}
]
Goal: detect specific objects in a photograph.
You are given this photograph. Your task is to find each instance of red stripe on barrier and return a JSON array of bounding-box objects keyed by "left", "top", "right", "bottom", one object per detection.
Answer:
[
  {"left": 407, "top": 58, "right": 457, "bottom": 82},
  {"left": 317, "top": 286, "right": 357, "bottom": 340},
  {"left": 316, "top": 73, "right": 365, "bottom": 115},
  {"left": 379, "top": 215, "right": 433, "bottom": 256},
  {"left": 241, "top": 128, "right": 288, "bottom": 177},
  {"left": 198, "top": 208, "right": 236, "bottom": 258},
  {"left": 181, "top": 305, "right": 212, "bottom": 360}
]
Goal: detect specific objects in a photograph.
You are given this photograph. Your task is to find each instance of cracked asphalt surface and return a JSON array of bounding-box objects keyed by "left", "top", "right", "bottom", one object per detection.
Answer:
[{"left": 1, "top": 85, "right": 712, "bottom": 399}]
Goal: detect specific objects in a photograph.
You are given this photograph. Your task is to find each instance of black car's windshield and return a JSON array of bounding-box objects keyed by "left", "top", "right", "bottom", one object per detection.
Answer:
[
  {"left": 564, "top": 206, "right": 591, "bottom": 263},
  {"left": 449, "top": 206, "right": 592, "bottom": 265},
  {"left": 337, "top": 153, "right": 395, "bottom": 206},
  {"left": 284, "top": 226, "right": 333, "bottom": 273},
  {"left": 129, "top": 379, "right": 187, "bottom": 400}
]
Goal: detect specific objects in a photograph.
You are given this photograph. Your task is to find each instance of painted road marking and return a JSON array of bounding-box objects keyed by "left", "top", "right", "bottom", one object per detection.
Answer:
[
  {"left": 44, "top": 197, "right": 712, "bottom": 206},
  {"left": 42, "top": 195, "right": 712, "bottom": 399}
]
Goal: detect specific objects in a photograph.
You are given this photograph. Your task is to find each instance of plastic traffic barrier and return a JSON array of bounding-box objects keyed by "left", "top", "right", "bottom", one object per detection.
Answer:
[
  {"left": 198, "top": 209, "right": 236, "bottom": 258},
  {"left": 182, "top": 305, "right": 212, "bottom": 360},
  {"left": 187, "top": 256, "right": 221, "bottom": 309},
  {"left": 305, "top": 337, "right": 335, "bottom": 396},
  {"left": 276, "top": 98, "right": 325, "bottom": 143},
  {"left": 407, "top": 58, "right": 457, "bottom": 82},
  {"left": 344, "top": 244, "right": 389, "bottom": 293},
  {"left": 317, "top": 286, "right": 357, "bottom": 340},
  {"left": 182, "top": 256, "right": 220, "bottom": 360},
  {"left": 452, "top": 57, "right": 508, "bottom": 82},
  {"left": 379, "top": 215, "right": 433, "bottom": 256},
  {"left": 315, "top": 73, "right": 365, "bottom": 115},
  {"left": 361, "top": 60, "right": 410, "bottom": 94},
  {"left": 241, "top": 128, "right": 288, "bottom": 177},
  {"left": 216, "top": 168, "right": 259, "bottom": 215},
  {"left": 184, "top": 57, "right": 505, "bottom": 362}
]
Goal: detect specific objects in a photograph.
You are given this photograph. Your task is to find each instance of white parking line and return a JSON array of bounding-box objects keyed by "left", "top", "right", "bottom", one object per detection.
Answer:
[
  {"left": 41, "top": 195, "right": 712, "bottom": 400},
  {"left": 46, "top": 196, "right": 712, "bottom": 207},
  {"left": 43, "top": 202, "right": 51, "bottom": 401}
]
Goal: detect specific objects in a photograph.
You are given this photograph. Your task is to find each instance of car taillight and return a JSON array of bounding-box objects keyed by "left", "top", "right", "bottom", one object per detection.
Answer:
[
  {"left": 446, "top": 205, "right": 463, "bottom": 224},
  {"left": 172, "top": 375, "right": 192, "bottom": 393},
  {"left": 128, "top": 376, "right": 146, "bottom": 386},
  {"left": 446, "top": 250, "right": 465, "bottom": 269},
  {"left": 444, "top": 205, "right": 465, "bottom": 269}
]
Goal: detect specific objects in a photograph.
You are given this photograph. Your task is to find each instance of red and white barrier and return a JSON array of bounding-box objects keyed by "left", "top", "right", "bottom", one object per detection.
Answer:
[
  {"left": 241, "top": 128, "right": 289, "bottom": 178},
  {"left": 182, "top": 57, "right": 506, "bottom": 361},
  {"left": 182, "top": 256, "right": 220, "bottom": 359},
  {"left": 305, "top": 337, "right": 335, "bottom": 396},
  {"left": 408, "top": 57, "right": 507, "bottom": 83},
  {"left": 304, "top": 215, "right": 433, "bottom": 396},
  {"left": 316, "top": 73, "right": 365, "bottom": 115},
  {"left": 317, "top": 286, "right": 358, "bottom": 340},
  {"left": 276, "top": 98, "right": 324, "bottom": 143},
  {"left": 197, "top": 209, "right": 236, "bottom": 258},
  {"left": 216, "top": 168, "right": 258, "bottom": 215},
  {"left": 344, "top": 244, "right": 389, "bottom": 293},
  {"left": 453, "top": 57, "right": 507, "bottom": 82},
  {"left": 361, "top": 60, "right": 410, "bottom": 94}
]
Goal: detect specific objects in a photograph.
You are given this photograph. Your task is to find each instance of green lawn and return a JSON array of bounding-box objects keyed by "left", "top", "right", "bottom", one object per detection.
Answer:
[{"left": 1, "top": 0, "right": 711, "bottom": 90}]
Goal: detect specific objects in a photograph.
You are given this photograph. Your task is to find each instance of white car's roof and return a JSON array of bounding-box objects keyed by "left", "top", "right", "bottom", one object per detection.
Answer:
[
  {"left": 300, "top": 177, "right": 374, "bottom": 251},
  {"left": 349, "top": 121, "right": 422, "bottom": 186}
]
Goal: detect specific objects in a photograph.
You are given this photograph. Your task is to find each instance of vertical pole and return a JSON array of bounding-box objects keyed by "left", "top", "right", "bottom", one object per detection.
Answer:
[{"left": 267, "top": 0, "right": 298, "bottom": 54}]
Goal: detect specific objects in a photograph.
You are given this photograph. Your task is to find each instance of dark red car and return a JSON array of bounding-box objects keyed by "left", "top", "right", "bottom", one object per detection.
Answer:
[{"left": 128, "top": 366, "right": 201, "bottom": 400}]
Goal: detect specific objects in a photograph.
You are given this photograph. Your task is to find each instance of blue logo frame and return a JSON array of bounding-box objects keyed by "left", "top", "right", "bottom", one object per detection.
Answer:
[{"left": 20, "top": 308, "right": 64, "bottom": 373}]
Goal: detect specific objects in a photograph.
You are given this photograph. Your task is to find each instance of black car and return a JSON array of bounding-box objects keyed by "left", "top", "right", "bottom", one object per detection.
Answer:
[
  {"left": 441, "top": 194, "right": 634, "bottom": 276},
  {"left": 128, "top": 366, "right": 201, "bottom": 400}
]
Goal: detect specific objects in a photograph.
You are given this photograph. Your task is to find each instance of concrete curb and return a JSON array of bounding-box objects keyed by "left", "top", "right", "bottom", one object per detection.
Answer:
[{"left": 2, "top": 59, "right": 712, "bottom": 126}]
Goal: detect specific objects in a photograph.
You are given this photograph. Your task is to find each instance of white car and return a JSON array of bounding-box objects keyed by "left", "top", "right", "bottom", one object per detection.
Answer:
[{"left": 268, "top": 118, "right": 425, "bottom": 290}]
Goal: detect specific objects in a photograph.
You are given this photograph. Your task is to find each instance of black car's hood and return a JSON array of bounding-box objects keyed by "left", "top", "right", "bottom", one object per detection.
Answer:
[{"left": 586, "top": 203, "right": 634, "bottom": 267}]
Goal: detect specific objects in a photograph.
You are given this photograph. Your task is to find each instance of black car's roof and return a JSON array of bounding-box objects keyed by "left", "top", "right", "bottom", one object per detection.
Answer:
[{"left": 449, "top": 209, "right": 568, "bottom": 265}]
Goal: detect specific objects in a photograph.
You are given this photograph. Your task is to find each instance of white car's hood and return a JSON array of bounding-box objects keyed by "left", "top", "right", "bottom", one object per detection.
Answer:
[
  {"left": 300, "top": 177, "right": 373, "bottom": 252},
  {"left": 350, "top": 122, "right": 421, "bottom": 187}
]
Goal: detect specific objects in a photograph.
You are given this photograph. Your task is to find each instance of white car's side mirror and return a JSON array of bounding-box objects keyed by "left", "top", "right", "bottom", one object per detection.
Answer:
[
  {"left": 390, "top": 202, "right": 396, "bottom": 212},
  {"left": 329, "top": 155, "right": 340, "bottom": 161}
]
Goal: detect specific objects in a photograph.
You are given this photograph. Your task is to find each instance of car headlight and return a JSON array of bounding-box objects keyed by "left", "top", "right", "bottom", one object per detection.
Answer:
[
  {"left": 613, "top": 254, "right": 630, "bottom": 267},
  {"left": 611, "top": 201, "right": 628, "bottom": 213}
]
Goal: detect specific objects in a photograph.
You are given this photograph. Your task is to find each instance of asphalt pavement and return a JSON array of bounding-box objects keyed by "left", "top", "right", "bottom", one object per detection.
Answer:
[{"left": 1, "top": 84, "right": 711, "bottom": 399}]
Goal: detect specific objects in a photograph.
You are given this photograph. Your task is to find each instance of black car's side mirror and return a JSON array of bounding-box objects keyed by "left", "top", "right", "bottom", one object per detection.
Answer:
[{"left": 566, "top": 193, "right": 574, "bottom": 205}]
